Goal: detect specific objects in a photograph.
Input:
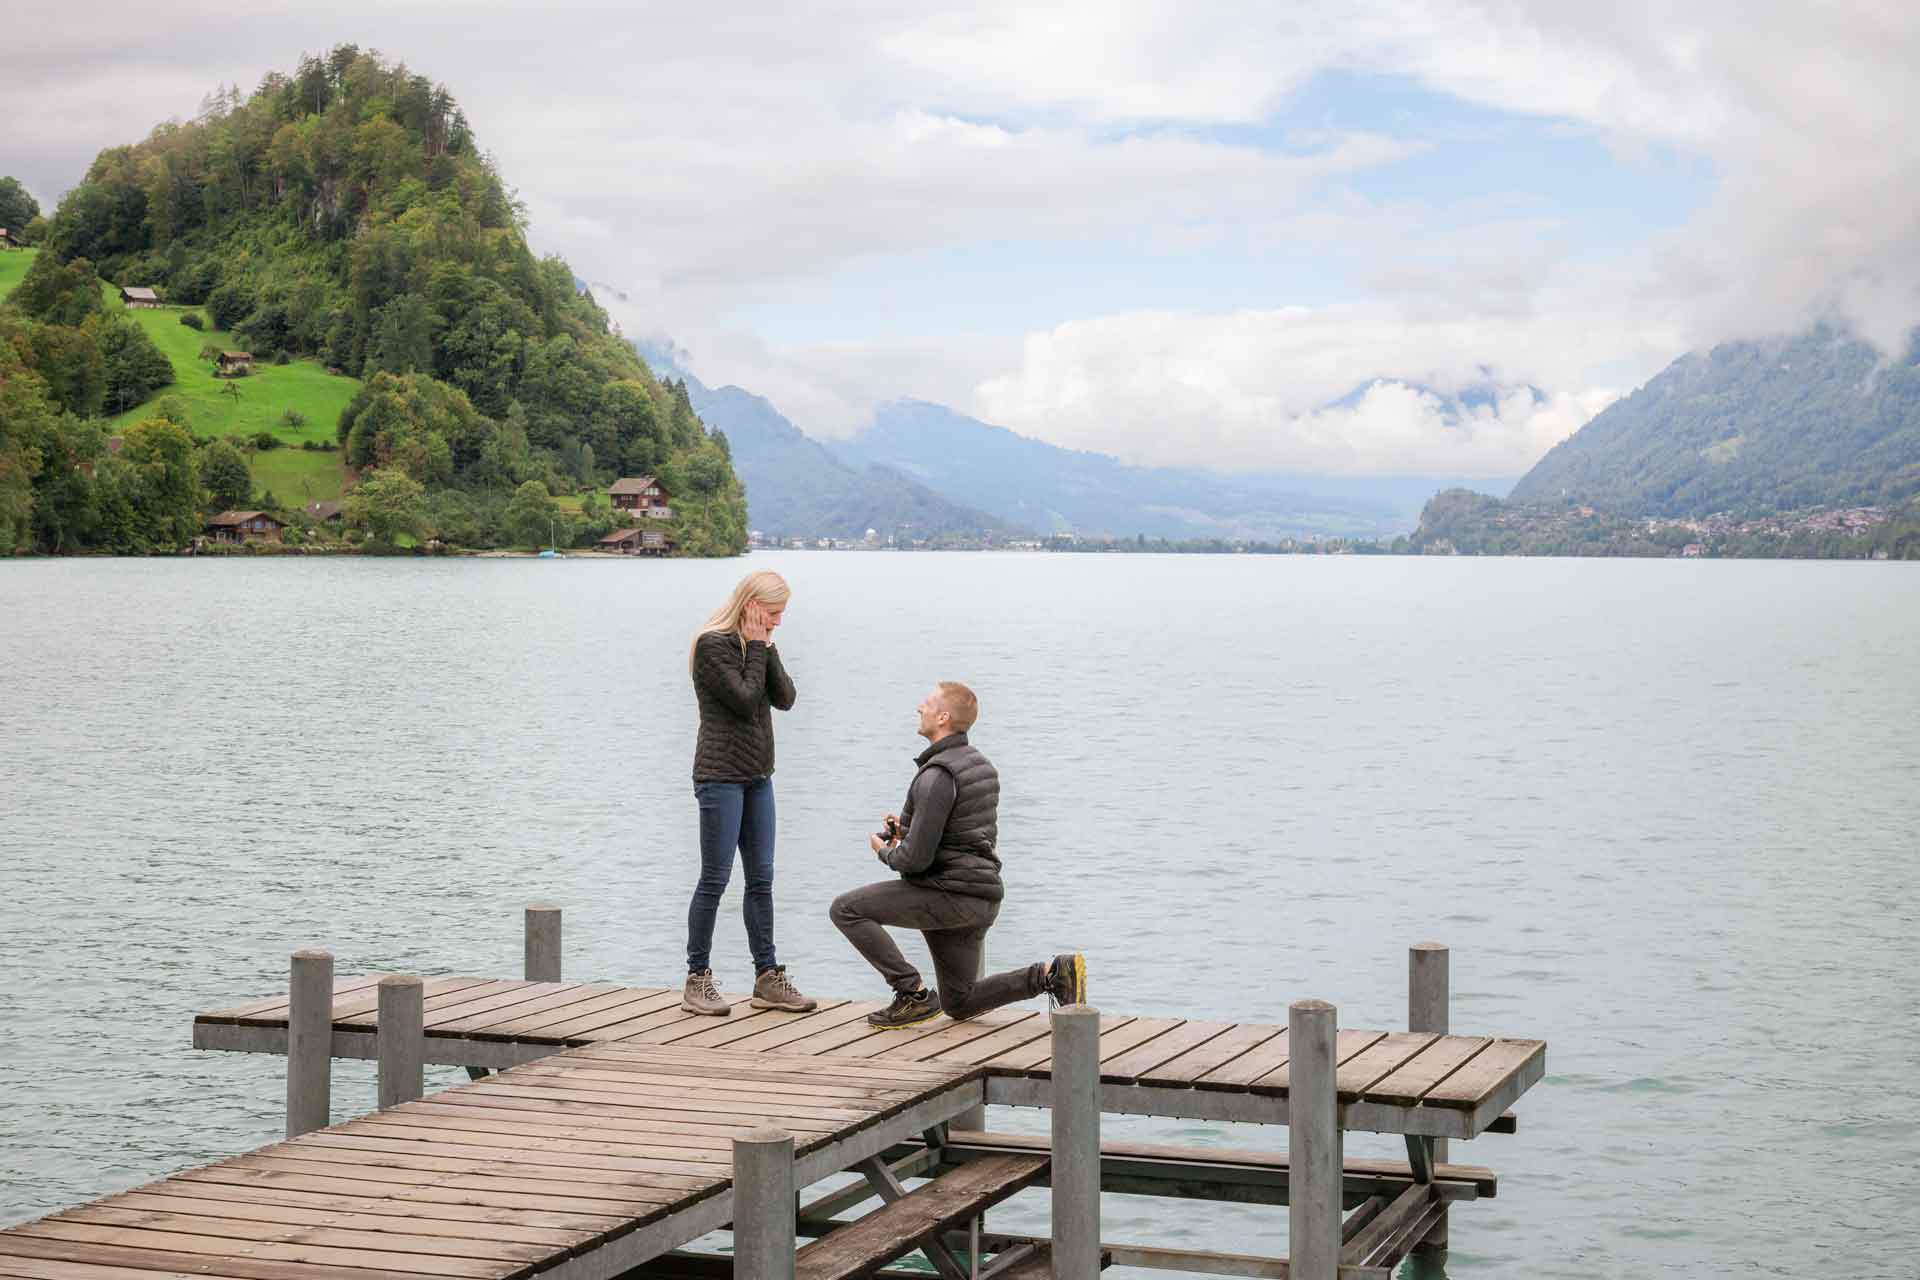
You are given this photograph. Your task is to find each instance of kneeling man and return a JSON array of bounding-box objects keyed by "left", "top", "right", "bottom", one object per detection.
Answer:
[{"left": 831, "top": 680, "right": 1086, "bottom": 1029}]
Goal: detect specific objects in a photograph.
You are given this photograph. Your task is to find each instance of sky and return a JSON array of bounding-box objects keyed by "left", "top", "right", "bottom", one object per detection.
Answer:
[{"left": 5, "top": 1, "right": 1919, "bottom": 477}]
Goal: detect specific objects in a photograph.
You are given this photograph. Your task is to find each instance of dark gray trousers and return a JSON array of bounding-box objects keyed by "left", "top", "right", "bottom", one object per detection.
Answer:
[{"left": 829, "top": 879, "right": 1047, "bottom": 1019}]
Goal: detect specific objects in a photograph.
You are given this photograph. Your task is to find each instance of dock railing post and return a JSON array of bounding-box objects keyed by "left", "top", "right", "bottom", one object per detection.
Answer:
[
  {"left": 377, "top": 975, "right": 424, "bottom": 1109},
  {"left": 733, "top": 1127, "right": 796, "bottom": 1280},
  {"left": 1050, "top": 1003, "right": 1101, "bottom": 1280},
  {"left": 525, "top": 904, "right": 562, "bottom": 982},
  {"left": 1410, "top": 942, "right": 1450, "bottom": 1252},
  {"left": 286, "top": 948, "right": 333, "bottom": 1137},
  {"left": 1289, "top": 998, "right": 1340, "bottom": 1280}
]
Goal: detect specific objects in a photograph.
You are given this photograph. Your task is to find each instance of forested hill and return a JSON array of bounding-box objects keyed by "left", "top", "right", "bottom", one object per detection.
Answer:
[
  {"left": 1510, "top": 327, "right": 1920, "bottom": 517},
  {"left": 1, "top": 46, "right": 745, "bottom": 554}
]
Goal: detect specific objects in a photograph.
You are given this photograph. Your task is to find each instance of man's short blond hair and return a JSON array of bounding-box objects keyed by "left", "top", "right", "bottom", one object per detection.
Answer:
[{"left": 937, "top": 681, "right": 979, "bottom": 732}]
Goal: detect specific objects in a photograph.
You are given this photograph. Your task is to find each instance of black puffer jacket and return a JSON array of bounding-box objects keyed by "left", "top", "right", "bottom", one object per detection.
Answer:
[
  {"left": 891, "top": 733, "right": 1003, "bottom": 901},
  {"left": 691, "top": 632, "right": 796, "bottom": 782}
]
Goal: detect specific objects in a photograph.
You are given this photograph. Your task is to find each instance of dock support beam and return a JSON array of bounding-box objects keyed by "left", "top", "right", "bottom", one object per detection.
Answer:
[
  {"left": 286, "top": 949, "right": 333, "bottom": 1137},
  {"left": 1409, "top": 942, "right": 1450, "bottom": 1253},
  {"left": 733, "top": 1127, "right": 796, "bottom": 1280},
  {"left": 525, "top": 904, "right": 562, "bottom": 982},
  {"left": 1288, "top": 998, "right": 1340, "bottom": 1280},
  {"left": 377, "top": 975, "right": 424, "bottom": 1109},
  {"left": 1051, "top": 1004, "right": 1102, "bottom": 1279}
]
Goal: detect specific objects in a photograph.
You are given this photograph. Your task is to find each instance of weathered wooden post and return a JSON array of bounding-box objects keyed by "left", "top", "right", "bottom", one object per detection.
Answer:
[
  {"left": 286, "top": 948, "right": 333, "bottom": 1137},
  {"left": 1409, "top": 942, "right": 1450, "bottom": 1253},
  {"left": 377, "top": 975, "right": 424, "bottom": 1109},
  {"left": 525, "top": 904, "right": 562, "bottom": 982},
  {"left": 733, "top": 1127, "right": 796, "bottom": 1280},
  {"left": 1050, "top": 1004, "right": 1101, "bottom": 1279},
  {"left": 1288, "top": 998, "right": 1340, "bottom": 1280}
]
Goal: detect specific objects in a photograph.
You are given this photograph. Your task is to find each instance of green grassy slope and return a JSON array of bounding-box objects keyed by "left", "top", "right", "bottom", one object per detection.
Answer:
[
  {"left": 98, "top": 286, "right": 360, "bottom": 505},
  {"left": 0, "top": 248, "right": 37, "bottom": 301}
]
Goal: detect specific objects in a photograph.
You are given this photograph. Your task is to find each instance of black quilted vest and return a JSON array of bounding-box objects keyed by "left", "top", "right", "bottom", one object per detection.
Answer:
[{"left": 902, "top": 733, "right": 1003, "bottom": 901}]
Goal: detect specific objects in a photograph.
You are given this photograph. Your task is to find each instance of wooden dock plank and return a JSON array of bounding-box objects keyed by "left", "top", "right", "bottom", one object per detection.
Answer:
[
  {"left": 793, "top": 1155, "right": 1049, "bottom": 1280},
  {"left": 247, "top": 976, "right": 493, "bottom": 1029},
  {"left": 863, "top": 1010, "right": 1036, "bottom": 1063},
  {"left": 1364, "top": 1036, "right": 1492, "bottom": 1108},
  {"left": 53, "top": 1204, "right": 553, "bottom": 1264},
  {"left": 0, "top": 1233, "right": 437, "bottom": 1280},
  {"left": 214, "top": 1154, "right": 687, "bottom": 1211},
  {"left": 1333, "top": 1033, "right": 1439, "bottom": 1102},
  {"left": 1134, "top": 1022, "right": 1283, "bottom": 1087},
  {"left": 462, "top": 988, "right": 678, "bottom": 1041},
  {"left": 979, "top": 1015, "right": 1138, "bottom": 1074},
  {"left": 2, "top": 1220, "right": 520, "bottom": 1278},
  {"left": 425, "top": 984, "right": 619, "bottom": 1035},
  {"left": 125, "top": 1175, "right": 626, "bottom": 1234},
  {"left": 1417, "top": 1039, "right": 1545, "bottom": 1110},
  {"left": 336, "top": 980, "right": 534, "bottom": 1031},
  {"left": 1098, "top": 1019, "right": 1233, "bottom": 1084},
  {"left": 693, "top": 1001, "right": 881, "bottom": 1054},
  {"left": 1251, "top": 1029, "right": 1389, "bottom": 1095},
  {"left": 1194, "top": 1028, "right": 1291, "bottom": 1089},
  {"left": 198, "top": 976, "right": 385, "bottom": 1024}
]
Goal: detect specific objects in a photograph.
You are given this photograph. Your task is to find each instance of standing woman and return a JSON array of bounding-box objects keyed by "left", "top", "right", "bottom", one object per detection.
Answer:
[{"left": 682, "top": 570, "right": 817, "bottom": 1016}]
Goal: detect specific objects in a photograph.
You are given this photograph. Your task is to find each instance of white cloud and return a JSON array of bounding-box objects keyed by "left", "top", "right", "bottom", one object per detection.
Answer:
[
  {"left": 6, "top": 2, "right": 1920, "bottom": 476},
  {"left": 968, "top": 302, "right": 1645, "bottom": 475}
]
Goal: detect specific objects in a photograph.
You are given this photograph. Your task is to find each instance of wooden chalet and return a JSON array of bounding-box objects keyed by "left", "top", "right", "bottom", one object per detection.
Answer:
[
  {"left": 120, "top": 285, "right": 161, "bottom": 308},
  {"left": 609, "top": 474, "right": 672, "bottom": 518},
  {"left": 598, "top": 526, "right": 670, "bottom": 556},
  {"left": 205, "top": 510, "right": 285, "bottom": 545},
  {"left": 305, "top": 500, "right": 343, "bottom": 525},
  {"left": 215, "top": 350, "right": 254, "bottom": 376}
]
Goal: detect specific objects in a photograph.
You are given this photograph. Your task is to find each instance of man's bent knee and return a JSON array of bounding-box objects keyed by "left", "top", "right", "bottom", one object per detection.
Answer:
[{"left": 828, "top": 891, "right": 861, "bottom": 933}]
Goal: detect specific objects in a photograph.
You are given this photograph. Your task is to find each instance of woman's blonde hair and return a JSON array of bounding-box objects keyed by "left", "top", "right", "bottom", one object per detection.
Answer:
[{"left": 689, "top": 570, "right": 792, "bottom": 671}]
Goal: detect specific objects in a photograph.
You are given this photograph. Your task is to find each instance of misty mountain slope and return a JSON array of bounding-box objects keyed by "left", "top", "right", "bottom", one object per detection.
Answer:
[
  {"left": 1511, "top": 327, "right": 1920, "bottom": 515},
  {"left": 635, "top": 347, "right": 1019, "bottom": 539},
  {"left": 836, "top": 400, "right": 1439, "bottom": 540}
]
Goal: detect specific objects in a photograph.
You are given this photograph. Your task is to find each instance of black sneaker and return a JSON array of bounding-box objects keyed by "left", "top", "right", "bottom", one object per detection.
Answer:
[
  {"left": 868, "top": 987, "right": 940, "bottom": 1029},
  {"left": 1045, "top": 953, "right": 1087, "bottom": 1007}
]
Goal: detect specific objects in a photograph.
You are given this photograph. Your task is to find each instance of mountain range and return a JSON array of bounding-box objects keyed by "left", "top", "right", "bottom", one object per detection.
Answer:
[
  {"left": 640, "top": 342, "right": 1501, "bottom": 541},
  {"left": 1511, "top": 327, "right": 1920, "bottom": 516}
]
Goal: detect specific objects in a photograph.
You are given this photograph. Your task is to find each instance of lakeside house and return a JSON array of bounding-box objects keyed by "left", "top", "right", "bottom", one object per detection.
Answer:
[
  {"left": 120, "top": 285, "right": 161, "bottom": 308},
  {"left": 0, "top": 228, "right": 22, "bottom": 250},
  {"left": 206, "top": 511, "right": 285, "bottom": 545},
  {"left": 215, "top": 351, "right": 254, "bottom": 377},
  {"left": 598, "top": 527, "right": 671, "bottom": 556},
  {"left": 305, "top": 501, "right": 343, "bottom": 525},
  {"left": 609, "top": 475, "right": 672, "bottom": 519}
]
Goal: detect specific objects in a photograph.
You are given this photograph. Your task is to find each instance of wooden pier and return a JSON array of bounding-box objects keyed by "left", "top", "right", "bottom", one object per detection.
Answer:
[{"left": 0, "top": 915, "right": 1547, "bottom": 1278}]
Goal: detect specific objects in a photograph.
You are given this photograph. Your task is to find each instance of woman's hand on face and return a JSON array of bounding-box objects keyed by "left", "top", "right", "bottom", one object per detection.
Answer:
[{"left": 741, "top": 602, "right": 770, "bottom": 643}]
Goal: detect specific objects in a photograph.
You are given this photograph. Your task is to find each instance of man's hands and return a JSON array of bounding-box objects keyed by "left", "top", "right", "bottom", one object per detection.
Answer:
[
  {"left": 869, "top": 813, "right": 904, "bottom": 858},
  {"left": 740, "top": 601, "right": 773, "bottom": 643}
]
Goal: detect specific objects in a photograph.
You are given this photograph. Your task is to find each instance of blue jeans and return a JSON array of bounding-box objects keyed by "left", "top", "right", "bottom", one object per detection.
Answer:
[{"left": 687, "top": 777, "right": 776, "bottom": 974}]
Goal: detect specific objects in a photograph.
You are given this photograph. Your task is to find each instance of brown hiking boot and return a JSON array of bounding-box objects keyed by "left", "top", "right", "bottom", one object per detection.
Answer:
[
  {"left": 1045, "top": 953, "right": 1087, "bottom": 1007},
  {"left": 681, "top": 968, "right": 730, "bottom": 1016},
  {"left": 751, "top": 965, "right": 818, "bottom": 1012}
]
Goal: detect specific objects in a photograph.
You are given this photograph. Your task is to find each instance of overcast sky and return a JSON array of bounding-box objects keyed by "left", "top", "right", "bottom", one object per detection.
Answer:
[{"left": 6, "top": 1, "right": 1918, "bottom": 476}]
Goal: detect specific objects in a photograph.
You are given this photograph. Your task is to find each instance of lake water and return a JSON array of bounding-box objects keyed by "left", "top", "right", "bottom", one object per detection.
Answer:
[{"left": 2, "top": 552, "right": 1916, "bottom": 1278}]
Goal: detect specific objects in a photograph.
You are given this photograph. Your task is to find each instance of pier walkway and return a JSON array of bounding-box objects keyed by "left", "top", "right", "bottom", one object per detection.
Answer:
[
  {"left": 190, "top": 977, "right": 1543, "bottom": 1140},
  {"left": 1, "top": 919, "right": 1548, "bottom": 1278},
  {"left": 0, "top": 1042, "right": 986, "bottom": 1280}
]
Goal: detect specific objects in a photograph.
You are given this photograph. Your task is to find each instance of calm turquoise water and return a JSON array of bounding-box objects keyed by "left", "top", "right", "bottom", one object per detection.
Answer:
[{"left": 2, "top": 553, "right": 1916, "bottom": 1277}]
